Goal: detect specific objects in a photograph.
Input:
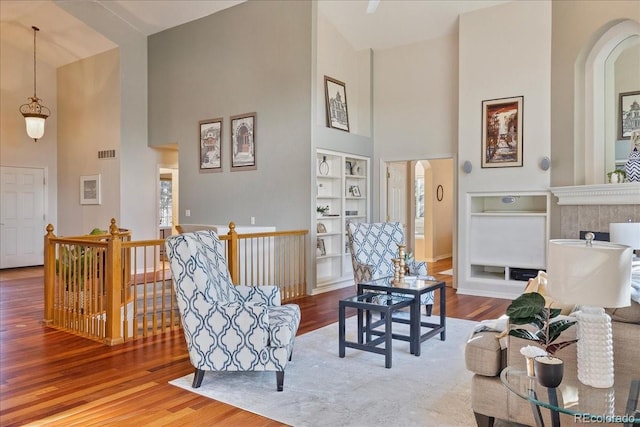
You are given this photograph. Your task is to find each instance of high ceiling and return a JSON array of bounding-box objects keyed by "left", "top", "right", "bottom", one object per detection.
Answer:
[{"left": 0, "top": 0, "right": 509, "bottom": 68}]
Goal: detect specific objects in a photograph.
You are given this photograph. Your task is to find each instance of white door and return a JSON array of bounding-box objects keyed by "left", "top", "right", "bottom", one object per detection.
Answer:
[
  {"left": 0, "top": 167, "right": 45, "bottom": 268},
  {"left": 386, "top": 162, "right": 407, "bottom": 225}
]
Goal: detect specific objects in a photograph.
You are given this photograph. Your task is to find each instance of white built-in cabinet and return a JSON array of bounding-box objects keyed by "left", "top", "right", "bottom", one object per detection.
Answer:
[
  {"left": 460, "top": 191, "right": 550, "bottom": 299},
  {"left": 314, "top": 149, "right": 369, "bottom": 293}
]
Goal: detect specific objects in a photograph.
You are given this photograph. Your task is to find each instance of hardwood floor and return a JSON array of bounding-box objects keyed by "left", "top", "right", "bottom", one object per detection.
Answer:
[{"left": 0, "top": 260, "right": 511, "bottom": 426}]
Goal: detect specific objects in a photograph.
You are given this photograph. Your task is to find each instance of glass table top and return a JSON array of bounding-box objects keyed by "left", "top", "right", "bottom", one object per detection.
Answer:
[
  {"left": 501, "top": 367, "right": 640, "bottom": 424},
  {"left": 342, "top": 292, "right": 412, "bottom": 307},
  {"left": 363, "top": 276, "right": 441, "bottom": 291}
]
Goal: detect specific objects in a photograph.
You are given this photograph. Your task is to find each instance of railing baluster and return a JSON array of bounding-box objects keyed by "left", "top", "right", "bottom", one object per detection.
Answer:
[{"left": 44, "top": 220, "right": 307, "bottom": 345}]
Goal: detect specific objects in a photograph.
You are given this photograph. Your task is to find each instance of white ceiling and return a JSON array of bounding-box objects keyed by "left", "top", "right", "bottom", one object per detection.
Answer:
[{"left": 0, "top": 0, "right": 509, "bottom": 68}]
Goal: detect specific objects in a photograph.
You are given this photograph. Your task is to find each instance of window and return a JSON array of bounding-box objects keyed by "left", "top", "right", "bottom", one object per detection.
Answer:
[{"left": 159, "top": 178, "right": 173, "bottom": 226}]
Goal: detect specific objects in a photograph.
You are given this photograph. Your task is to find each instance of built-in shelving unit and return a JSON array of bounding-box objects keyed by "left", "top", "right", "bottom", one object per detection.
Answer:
[
  {"left": 459, "top": 191, "right": 550, "bottom": 299},
  {"left": 314, "top": 149, "right": 369, "bottom": 294}
]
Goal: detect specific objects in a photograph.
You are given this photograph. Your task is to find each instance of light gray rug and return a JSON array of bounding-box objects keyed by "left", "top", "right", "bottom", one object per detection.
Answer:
[{"left": 169, "top": 315, "right": 495, "bottom": 426}]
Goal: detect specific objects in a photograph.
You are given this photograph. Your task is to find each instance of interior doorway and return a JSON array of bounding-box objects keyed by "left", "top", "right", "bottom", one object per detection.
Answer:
[
  {"left": 158, "top": 167, "right": 178, "bottom": 239},
  {"left": 0, "top": 166, "right": 46, "bottom": 268},
  {"left": 384, "top": 158, "right": 454, "bottom": 268}
]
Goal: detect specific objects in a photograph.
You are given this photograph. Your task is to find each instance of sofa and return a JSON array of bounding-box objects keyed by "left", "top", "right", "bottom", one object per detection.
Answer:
[{"left": 465, "top": 279, "right": 640, "bottom": 427}]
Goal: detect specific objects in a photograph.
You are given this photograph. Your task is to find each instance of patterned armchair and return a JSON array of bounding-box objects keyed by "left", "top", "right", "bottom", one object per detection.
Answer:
[
  {"left": 165, "top": 230, "right": 300, "bottom": 391},
  {"left": 346, "top": 222, "right": 435, "bottom": 313}
]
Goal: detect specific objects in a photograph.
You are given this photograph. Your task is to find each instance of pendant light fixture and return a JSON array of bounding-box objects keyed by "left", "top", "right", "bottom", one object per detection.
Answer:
[{"left": 19, "top": 26, "right": 50, "bottom": 142}]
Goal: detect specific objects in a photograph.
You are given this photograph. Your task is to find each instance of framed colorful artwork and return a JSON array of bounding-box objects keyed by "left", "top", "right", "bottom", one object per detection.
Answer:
[{"left": 481, "top": 96, "right": 524, "bottom": 168}]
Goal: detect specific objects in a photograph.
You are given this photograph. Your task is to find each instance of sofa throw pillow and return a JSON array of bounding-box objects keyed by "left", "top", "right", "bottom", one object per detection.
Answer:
[{"left": 523, "top": 271, "right": 575, "bottom": 315}]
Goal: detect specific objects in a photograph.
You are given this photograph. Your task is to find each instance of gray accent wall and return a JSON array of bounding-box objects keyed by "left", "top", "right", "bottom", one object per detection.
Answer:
[{"left": 148, "top": 1, "right": 313, "bottom": 230}]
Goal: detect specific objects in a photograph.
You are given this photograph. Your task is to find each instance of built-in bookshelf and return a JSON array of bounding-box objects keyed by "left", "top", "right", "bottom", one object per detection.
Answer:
[{"left": 314, "top": 149, "right": 369, "bottom": 294}]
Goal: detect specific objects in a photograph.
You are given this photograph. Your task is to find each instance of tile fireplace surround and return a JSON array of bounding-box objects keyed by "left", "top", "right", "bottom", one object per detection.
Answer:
[{"left": 551, "top": 183, "right": 640, "bottom": 239}]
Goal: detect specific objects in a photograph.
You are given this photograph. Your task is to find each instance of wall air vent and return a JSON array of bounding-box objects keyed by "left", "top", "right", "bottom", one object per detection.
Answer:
[{"left": 98, "top": 149, "right": 116, "bottom": 159}]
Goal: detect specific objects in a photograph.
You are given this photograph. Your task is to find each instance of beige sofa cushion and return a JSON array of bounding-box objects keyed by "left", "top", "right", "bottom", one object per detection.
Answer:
[
  {"left": 465, "top": 331, "right": 505, "bottom": 377},
  {"left": 606, "top": 300, "right": 640, "bottom": 324}
]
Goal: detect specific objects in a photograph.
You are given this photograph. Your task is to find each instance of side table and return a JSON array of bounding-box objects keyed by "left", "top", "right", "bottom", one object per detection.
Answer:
[
  {"left": 501, "top": 367, "right": 640, "bottom": 426},
  {"left": 338, "top": 292, "right": 413, "bottom": 368},
  {"left": 358, "top": 276, "right": 446, "bottom": 356}
]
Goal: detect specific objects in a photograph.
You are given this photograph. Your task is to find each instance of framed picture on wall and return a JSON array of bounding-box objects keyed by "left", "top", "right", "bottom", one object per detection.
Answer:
[
  {"left": 80, "top": 174, "right": 101, "bottom": 205},
  {"left": 230, "top": 112, "right": 257, "bottom": 170},
  {"left": 481, "top": 96, "right": 524, "bottom": 168},
  {"left": 619, "top": 90, "right": 640, "bottom": 140},
  {"left": 199, "top": 118, "right": 222, "bottom": 172},
  {"left": 324, "top": 76, "right": 350, "bottom": 132}
]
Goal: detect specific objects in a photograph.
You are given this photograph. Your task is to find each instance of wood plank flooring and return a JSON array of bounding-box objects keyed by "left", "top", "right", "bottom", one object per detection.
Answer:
[{"left": 0, "top": 260, "right": 511, "bottom": 426}]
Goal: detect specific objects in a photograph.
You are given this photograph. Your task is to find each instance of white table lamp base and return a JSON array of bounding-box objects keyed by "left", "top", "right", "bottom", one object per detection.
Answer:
[{"left": 576, "top": 306, "right": 615, "bottom": 388}]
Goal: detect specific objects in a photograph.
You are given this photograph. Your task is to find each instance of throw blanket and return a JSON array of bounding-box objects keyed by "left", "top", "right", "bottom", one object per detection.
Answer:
[{"left": 631, "top": 260, "right": 640, "bottom": 303}]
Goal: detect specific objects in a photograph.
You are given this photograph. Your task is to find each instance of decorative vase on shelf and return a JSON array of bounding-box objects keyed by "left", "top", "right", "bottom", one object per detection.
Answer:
[
  {"left": 625, "top": 147, "right": 640, "bottom": 182},
  {"left": 319, "top": 156, "right": 329, "bottom": 176},
  {"left": 626, "top": 130, "right": 640, "bottom": 182}
]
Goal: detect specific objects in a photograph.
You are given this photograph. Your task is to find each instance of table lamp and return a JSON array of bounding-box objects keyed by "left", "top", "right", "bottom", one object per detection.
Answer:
[
  {"left": 546, "top": 234, "right": 632, "bottom": 388},
  {"left": 610, "top": 221, "right": 640, "bottom": 260}
]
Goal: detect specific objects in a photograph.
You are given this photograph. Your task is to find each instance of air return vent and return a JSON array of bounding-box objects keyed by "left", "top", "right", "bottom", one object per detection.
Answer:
[{"left": 98, "top": 149, "right": 116, "bottom": 159}]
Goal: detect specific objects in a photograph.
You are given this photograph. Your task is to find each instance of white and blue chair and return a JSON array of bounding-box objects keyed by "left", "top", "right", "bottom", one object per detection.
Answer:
[
  {"left": 165, "top": 230, "right": 300, "bottom": 391},
  {"left": 347, "top": 221, "right": 435, "bottom": 314}
]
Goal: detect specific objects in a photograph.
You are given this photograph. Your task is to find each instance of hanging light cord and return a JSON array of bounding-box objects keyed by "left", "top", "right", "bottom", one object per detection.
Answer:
[{"left": 32, "top": 26, "right": 39, "bottom": 98}]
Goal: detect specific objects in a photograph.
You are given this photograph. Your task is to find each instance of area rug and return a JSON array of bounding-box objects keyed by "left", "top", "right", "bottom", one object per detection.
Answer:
[{"left": 169, "top": 315, "right": 483, "bottom": 427}]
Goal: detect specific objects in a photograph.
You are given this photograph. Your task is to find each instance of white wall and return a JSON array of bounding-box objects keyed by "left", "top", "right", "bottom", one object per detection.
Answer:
[
  {"left": 148, "top": 1, "right": 313, "bottom": 231},
  {"left": 373, "top": 33, "right": 459, "bottom": 220},
  {"left": 0, "top": 41, "right": 58, "bottom": 231},
  {"left": 457, "top": 0, "right": 552, "bottom": 296},
  {"left": 458, "top": 0, "right": 551, "bottom": 194},
  {"left": 316, "top": 12, "right": 371, "bottom": 137},
  {"left": 57, "top": 0, "right": 155, "bottom": 241},
  {"left": 57, "top": 49, "right": 121, "bottom": 235}
]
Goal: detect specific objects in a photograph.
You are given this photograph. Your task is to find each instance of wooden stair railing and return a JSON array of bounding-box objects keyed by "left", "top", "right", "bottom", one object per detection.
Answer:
[{"left": 44, "top": 219, "right": 308, "bottom": 345}]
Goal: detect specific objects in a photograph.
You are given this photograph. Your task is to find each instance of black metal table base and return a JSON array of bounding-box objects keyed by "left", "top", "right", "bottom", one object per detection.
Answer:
[{"left": 338, "top": 293, "right": 413, "bottom": 368}]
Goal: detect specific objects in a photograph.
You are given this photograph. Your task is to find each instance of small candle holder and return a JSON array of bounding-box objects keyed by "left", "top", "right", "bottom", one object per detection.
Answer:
[
  {"left": 397, "top": 244, "right": 406, "bottom": 282},
  {"left": 392, "top": 258, "right": 402, "bottom": 284}
]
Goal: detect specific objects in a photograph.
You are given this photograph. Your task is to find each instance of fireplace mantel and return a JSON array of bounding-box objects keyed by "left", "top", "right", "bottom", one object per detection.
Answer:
[{"left": 550, "top": 183, "right": 640, "bottom": 205}]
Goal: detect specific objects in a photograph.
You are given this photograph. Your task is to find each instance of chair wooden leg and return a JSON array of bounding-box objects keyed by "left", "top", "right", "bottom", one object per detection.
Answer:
[
  {"left": 425, "top": 304, "right": 433, "bottom": 317},
  {"left": 276, "top": 371, "right": 284, "bottom": 391},
  {"left": 192, "top": 368, "right": 205, "bottom": 388}
]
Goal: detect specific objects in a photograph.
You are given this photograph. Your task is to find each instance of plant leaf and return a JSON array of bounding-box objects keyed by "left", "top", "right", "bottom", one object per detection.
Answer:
[
  {"left": 506, "top": 292, "right": 546, "bottom": 321},
  {"left": 547, "top": 319, "right": 577, "bottom": 343},
  {"left": 549, "top": 308, "right": 562, "bottom": 319},
  {"left": 546, "top": 339, "right": 578, "bottom": 356},
  {"left": 508, "top": 329, "right": 542, "bottom": 343}
]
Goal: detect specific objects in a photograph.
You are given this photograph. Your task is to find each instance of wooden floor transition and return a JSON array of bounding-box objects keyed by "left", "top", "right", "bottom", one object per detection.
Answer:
[{"left": 0, "top": 259, "right": 511, "bottom": 426}]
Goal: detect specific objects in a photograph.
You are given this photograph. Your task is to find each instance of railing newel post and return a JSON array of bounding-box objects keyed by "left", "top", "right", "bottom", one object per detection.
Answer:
[
  {"left": 105, "top": 219, "right": 123, "bottom": 345},
  {"left": 43, "top": 224, "right": 56, "bottom": 325},
  {"left": 228, "top": 222, "right": 239, "bottom": 285}
]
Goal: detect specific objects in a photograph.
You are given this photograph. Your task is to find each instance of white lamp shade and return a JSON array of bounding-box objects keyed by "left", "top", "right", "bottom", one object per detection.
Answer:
[
  {"left": 25, "top": 116, "right": 45, "bottom": 140},
  {"left": 547, "top": 239, "right": 631, "bottom": 308},
  {"left": 609, "top": 222, "right": 640, "bottom": 250}
]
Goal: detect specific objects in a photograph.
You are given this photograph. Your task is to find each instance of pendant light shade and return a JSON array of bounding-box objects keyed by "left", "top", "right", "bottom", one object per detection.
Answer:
[{"left": 19, "top": 26, "right": 49, "bottom": 142}]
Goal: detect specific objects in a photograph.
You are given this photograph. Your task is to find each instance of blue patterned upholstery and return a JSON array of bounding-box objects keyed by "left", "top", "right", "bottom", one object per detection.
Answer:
[
  {"left": 347, "top": 222, "right": 435, "bottom": 307},
  {"left": 165, "top": 231, "right": 300, "bottom": 391}
]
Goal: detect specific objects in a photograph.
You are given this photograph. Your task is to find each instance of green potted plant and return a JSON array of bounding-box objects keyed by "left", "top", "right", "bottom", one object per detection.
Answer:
[
  {"left": 316, "top": 205, "right": 330, "bottom": 217},
  {"left": 506, "top": 292, "right": 578, "bottom": 387},
  {"left": 56, "top": 227, "right": 107, "bottom": 310},
  {"left": 607, "top": 169, "right": 626, "bottom": 183}
]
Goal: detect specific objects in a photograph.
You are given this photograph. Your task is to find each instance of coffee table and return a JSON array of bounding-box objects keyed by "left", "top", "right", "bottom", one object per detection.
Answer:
[
  {"left": 358, "top": 276, "right": 446, "bottom": 356},
  {"left": 501, "top": 367, "right": 640, "bottom": 426},
  {"left": 338, "top": 292, "right": 413, "bottom": 368}
]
